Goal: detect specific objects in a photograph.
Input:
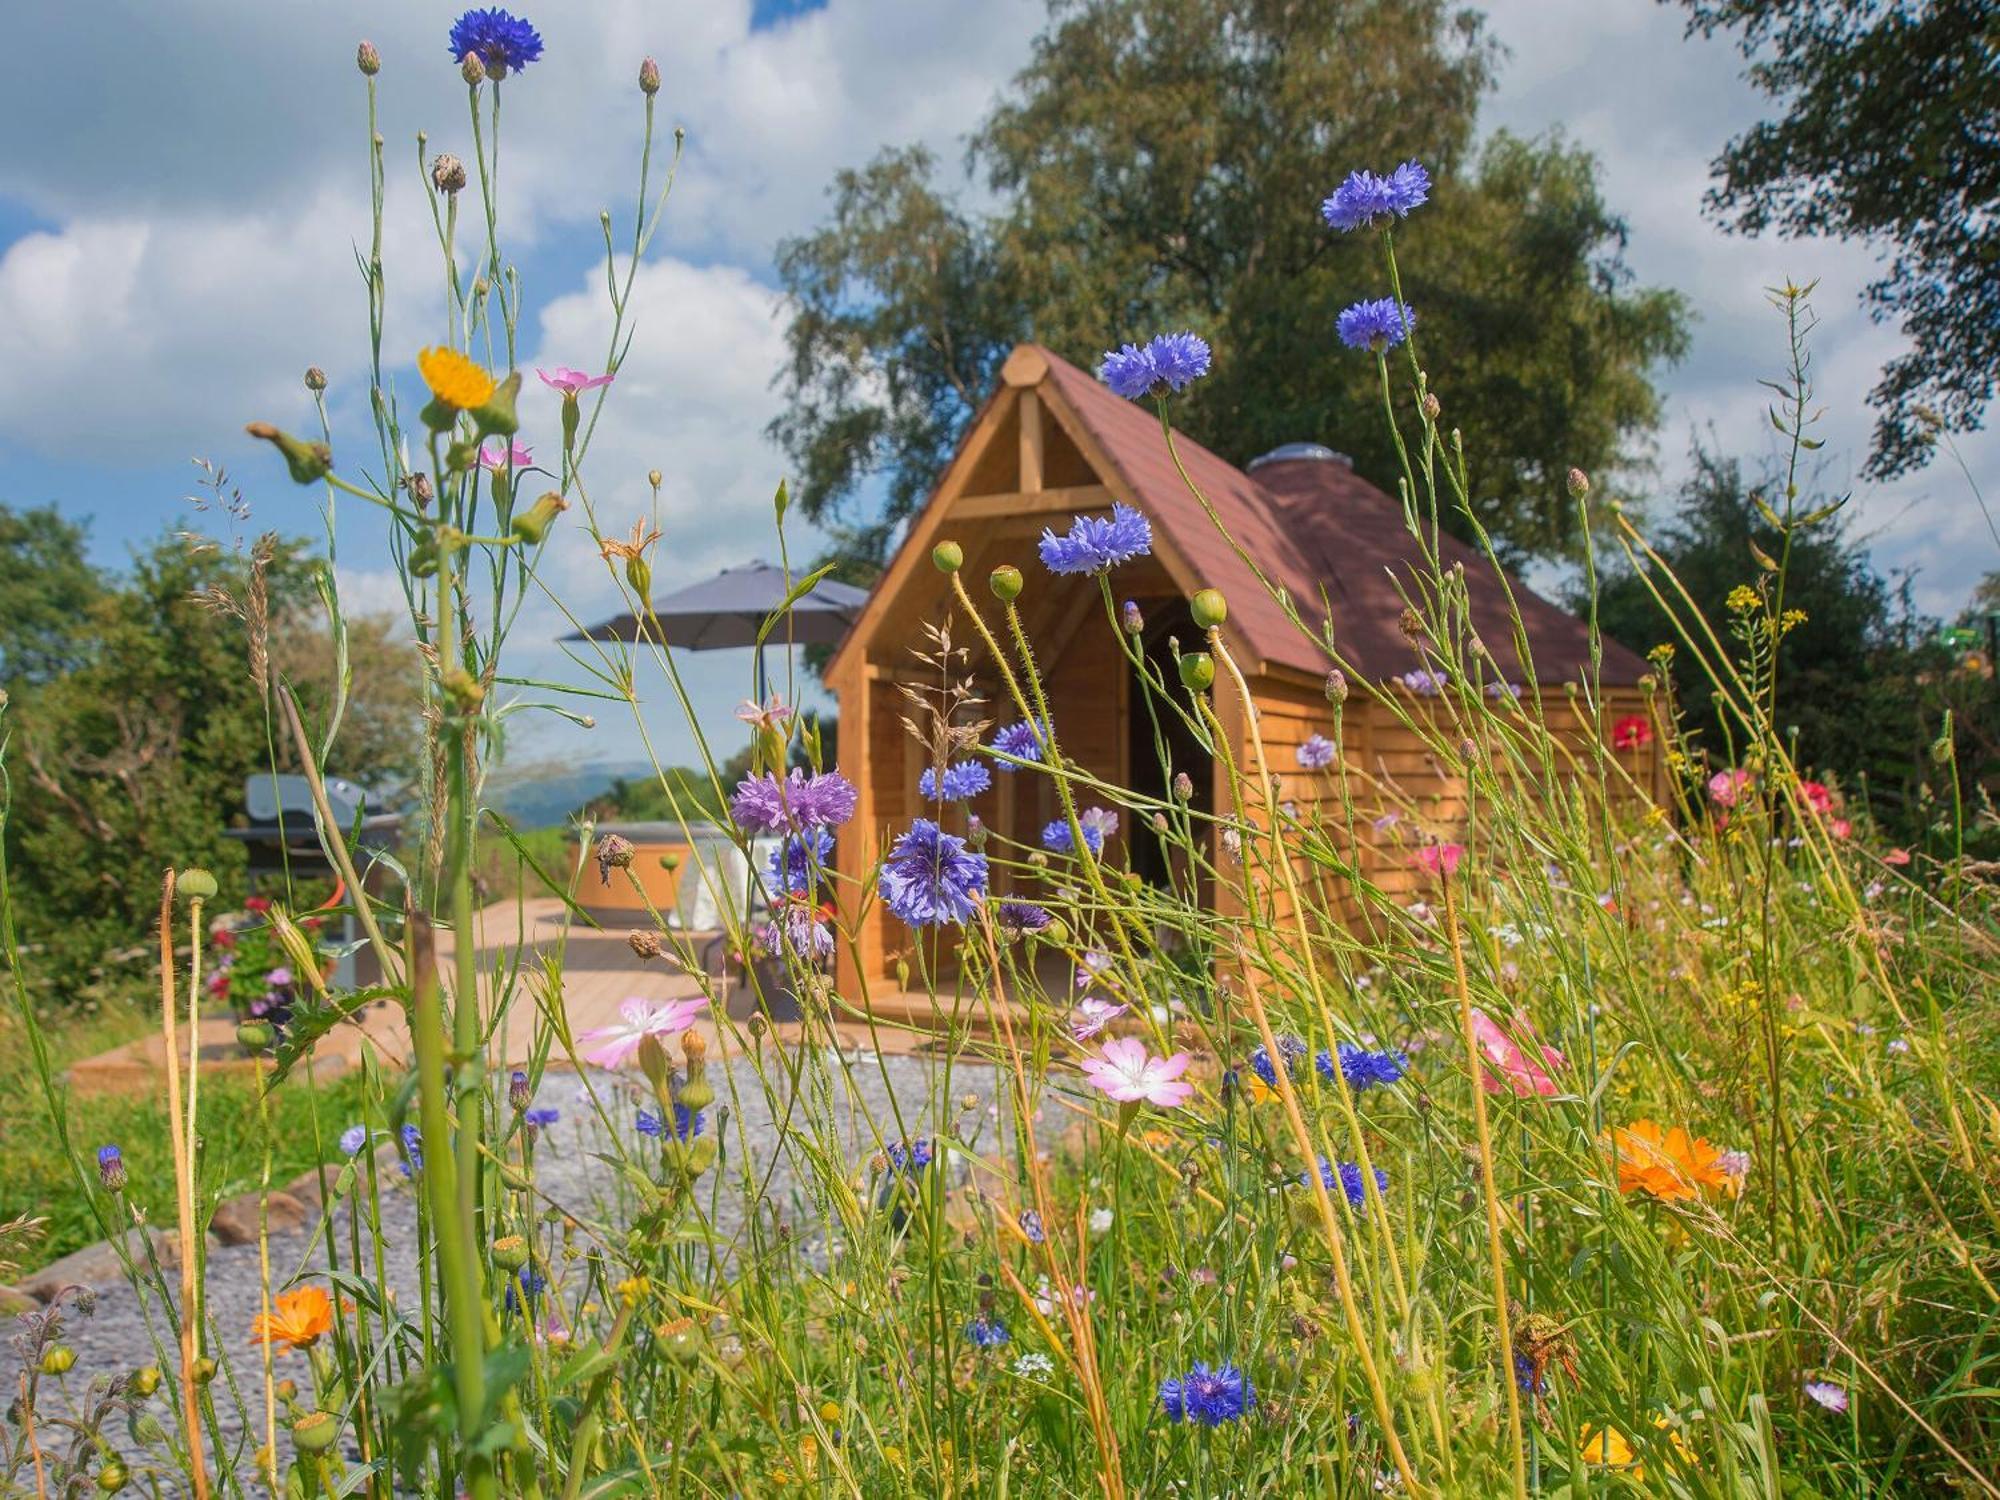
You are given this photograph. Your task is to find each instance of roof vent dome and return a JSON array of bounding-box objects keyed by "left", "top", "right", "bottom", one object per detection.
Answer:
[{"left": 1247, "top": 441, "right": 1352, "bottom": 471}]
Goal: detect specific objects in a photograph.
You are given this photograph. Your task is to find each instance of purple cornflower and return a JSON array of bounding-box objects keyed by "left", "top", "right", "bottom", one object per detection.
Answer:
[
  {"left": 1098, "top": 332, "right": 1213, "bottom": 401},
  {"left": 97, "top": 1145, "right": 127, "bottom": 1193},
  {"left": 729, "top": 768, "right": 857, "bottom": 833},
  {"left": 1396, "top": 667, "right": 1448, "bottom": 696},
  {"left": 885, "top": 1138, "right": 934, "bottom": 1176},
  {"left": 997, "top": 901, "right": 1054, "bottom": 937},
  {"left": 880, "top": 819, "right": 987, "bottom": 927},
  {"left": 524, "top": 1106, "right": 559, "bottom": 1130},
  {"left": 1321, "top": 160, "right": 1431, "bottom": 232},
  {"left": 1337, "top": 298, "right": 1416, "bottom": 352},
  {"left": 1039, "top": 504, "right": 1153, "bottom": 575},
  {"left": 637, "top": 1103, "right": 703, "bottom": 1141},
  {"left": 339, "top": 1125, "right": 370, "bottom": 1157},
  {"left": 768, "top": 828, "right": 835, "bottom": 895},
  {"left": 1306, "top": 1156, "right": 1389, "bottom": 1210},
  {"left": 509, "top": 1069, "right": 533, "bottom": 1111},
  {"left": 1485, "top": 681, "right": 1523, "bottom": 702},
  {"left": 989, "top": 719, "right": 1049, "bottom": 768},
  {"left": 1018, "top": 1209, "right": 1046, "bottom": 1244},
  {"left": 1317, "top": 1044, "right": 1409, "bottom": 1092},
  {"left": 1515, "top": 1352, "right": 1545, "bottom": 1396},
  {"left": 1159, "top": 1362, "right": 1255, "bottom": 1427},
  {"left": 758, "top": 895, "right": 835, "bottom": 965},
  {"left": 399, "top": 1123, "right": 424, "bottom": 1178},
  {"left": 1804, "top": 1380, "right": 1849, "bottom": 1414},
  {"left": 1042, "top": 816, "right": 1103, "bottom": 857},
  {"left": 448, "top": 8, "right": 544, "bottom": 76},
  {"left": 966, "top": 1317, "right": 1011, "bottom": 1349},
  {"left": 505, "top": 1266, "right": 548, "bottom": 1313},
  {"left": 1297, "top": 733, "right": 1336, "bottom": 770},
  {"left": 918, "top": 761, "right": 992, "bottom": 803},
  {"left": 1248, "top": 1034, "right": 1309, "bottom": 1089}
]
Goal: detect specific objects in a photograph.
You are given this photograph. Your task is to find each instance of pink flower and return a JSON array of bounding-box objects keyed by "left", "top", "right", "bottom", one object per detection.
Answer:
[
  {"left": 1068, "top": 996, "right": 1129, "bottom": 1041},
  {"left": 735, "top": 696, "right": 794, "bottom": 733},
  {"left": 537, "top": 366, "right": 615, "bottom": 397},
  {"left": 1413, "top": 842, "right": 1465, "bottom": 878},
  {"left": 1796, "top": 779, "right": 1834, "bottom": 815},
  {"left": 1078, "top": 1036, "right": 1194, "bottom": 1108},
  {"left": 1828, "top": 818, "right": 1852, "bottom": 840},
  {"left": 478, "top": 439, "right": 533, "bottom": 471},
  {"left": 1707, "top": 768, "right": 1751, "bottom": 807},
  {"left": 1468, "top": 1008, "right": 1565, "bottom": 1098},
  {"left": 577, "top": 996, "right": 706, "bottom": 1069},
  {"left": 1883, "top": 847, "right": 1911, "bottom": 867}
]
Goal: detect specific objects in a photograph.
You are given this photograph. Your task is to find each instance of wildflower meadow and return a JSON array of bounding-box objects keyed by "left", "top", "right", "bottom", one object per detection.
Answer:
[{"left": 0, "top": 12, "right": 1995, "bottom": 1499}]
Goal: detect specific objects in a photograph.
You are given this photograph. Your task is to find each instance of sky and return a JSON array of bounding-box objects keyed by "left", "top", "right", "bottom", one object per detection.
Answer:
[{"left": 1, "top": 0, "right": 1992, "bottom": 783}]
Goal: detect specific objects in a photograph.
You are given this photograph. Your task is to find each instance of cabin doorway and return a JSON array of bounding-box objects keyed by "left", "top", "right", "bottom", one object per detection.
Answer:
[{"left": 1126, "top": 598, "right": 1214, "bottom": 905}]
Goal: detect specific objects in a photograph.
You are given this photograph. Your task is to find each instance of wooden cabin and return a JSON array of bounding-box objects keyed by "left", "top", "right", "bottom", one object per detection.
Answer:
[{"left": 823, "top": 344, "right": 1657, "bottom": 1000}]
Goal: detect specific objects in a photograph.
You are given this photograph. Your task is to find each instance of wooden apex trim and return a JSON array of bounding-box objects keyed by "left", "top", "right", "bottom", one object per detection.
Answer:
[{"left": 1000, "top": 346, "right": 1049, "bottom": 387}]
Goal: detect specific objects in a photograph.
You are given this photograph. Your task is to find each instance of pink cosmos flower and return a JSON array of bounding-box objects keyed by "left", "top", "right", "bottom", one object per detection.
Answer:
[
  {"left": 1707, "top": 767, "right": 1751, "bottom": 807},
  {"left": 577, "top": 996, "right": 706, "bottom": 1069},
  {"left": 1413, "top": 842, "right": 1465, "bottom": 878},
  {"left": 1068, "top": 996, "right": 1129, "bottom": 1041},
  {"left": 478, "top": 439, "right": 533, "bottom": 471},
  {"left": 537, "top": 366, "right": 615, "bottom": 397},
  {"left": 1078, "top": 1036, "right": 1194, "bottom": 1108},
  {"left": 1468, "top": 1007, "right": 1565, "bottom": 1098}
]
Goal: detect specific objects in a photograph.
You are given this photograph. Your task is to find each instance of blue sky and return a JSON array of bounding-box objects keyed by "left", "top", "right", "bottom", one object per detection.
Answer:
[{"left": 2, "top": 0, "right": 1992, "bottom": 781}]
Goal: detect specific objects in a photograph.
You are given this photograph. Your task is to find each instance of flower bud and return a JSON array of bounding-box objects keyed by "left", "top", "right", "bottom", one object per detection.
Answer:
[
  {"left": 626, "top": 554, "right": 653, "bottom": 603},
  {"left": 98, "top": 1145, "right": 127, "bottom": 1193},
  {"left": 192, "top": 1357, "right": 217, "bottom": 1386},
  {"left": 1325, "top": 668, "right": 1348, "bottom": 705},
  {"left": 460, "top": 50, "right": 486, "bottom": 86},
  {"left": 491, "top": 1235, "right": 530, "bottom": 1271},
  {"left": 356, "top": 40, "right": 381, "bottom": 76},
  {"left": 1422, "top": 392, "right": 1441, "bottom": 419},
  {"left": 474, "top": 370, "right": 522, "bottom": 437},
  {"left": 511, "top": 492, "right": 567, "bottom": 545},
  {"left": 1122, "top": 599, "right": 1144, "bottom": 634},
  {"left": 1173, "top": 771, "right": 1193, "bottom": 801},
  {"left": 304, "top": 366, "right": 327, "bottom": 392},
  {"left": 275, "top": 1378, "right": 298, "bottom": 1403},
  {"left": 932, "top": 541, "right": 963, "bottom": 574},
  {"left": 1190, "top": 589, "right": 1227, "bottom": 630},
  {"left": 244, "top": 422, "right": 333, "bottom": 485},
  {"left": 129, "top": 1366, "right": 161, "bottom": 1398},
  {"left": 639, "top": 56, "right": 662, "bottom": 95},
  {"left": 97, "top": 1461, "right": 129, "bottom": 1493},
  {"left": 409, "top": 471, "right": 435, "bottom": 508},
  {"left": 292, "top": 1410, "right": 340, "bottom": 1454},
  {"left": 1179, "top": 652, "right": 1215, "bottom": 693},
  {"left": 677, "top": 1077, "right": 715, "bottom": 1113},
  {"left": 596, "top": 833, "right": 635, "bottom": 883},
  {"left": 648, "top": 469, "right": 663, "bottom": 490},
  {"left": 236, "top": 1019, "right": 275, "bottom": 1051},
  {"left": 1566, "top": 467, "right": 1590, "bottom": 500},
  {"left": 989, "top": 565, "right": 1023, "bottom": 602},
  {"left": 431, "top": 153, "right": 468, "bottom": 195},
  {"left": 966, "top": 813, "right": 986, "bottom": 849},
  {"left": 508, "top": 1069, "right": 532, "bottom": 1111},
  {"left": 177, "top": 867, "right": 219, "bottom": 901},
  {"left": 40, "top": 1346, "right": 76, "bottom": 1376}
]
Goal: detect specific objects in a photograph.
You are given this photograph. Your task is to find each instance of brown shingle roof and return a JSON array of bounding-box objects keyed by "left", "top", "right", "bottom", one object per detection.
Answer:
[{"left": 1035, "top": 344, "right": 1647, "bottom": 686}]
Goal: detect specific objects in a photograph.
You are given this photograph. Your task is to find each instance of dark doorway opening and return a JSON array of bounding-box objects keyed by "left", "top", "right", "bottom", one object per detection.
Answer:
[{"left": 1125, "top": 599, "right": 1214, "bottom": 904}]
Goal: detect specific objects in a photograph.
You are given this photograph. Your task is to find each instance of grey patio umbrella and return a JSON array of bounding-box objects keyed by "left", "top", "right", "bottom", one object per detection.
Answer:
[{"left": 566, "top": 558, "right": 868, "bottom": 696}]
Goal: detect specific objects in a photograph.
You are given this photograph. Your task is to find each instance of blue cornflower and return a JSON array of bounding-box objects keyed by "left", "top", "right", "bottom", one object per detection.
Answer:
[
  {"left": 524, "top": 1106, "right": 560, "bottom": 1129},
  {"left": 997, "top": 901, "right": 1054, "bottom": 936},
  {"left": 1396, "top": 667, "right": 1448, "bottom": 696},
  {"left": 97, "top": 1145, "right": 127, "bottom": 1193},
  {"left": 768, "top": 827, "right": 835, "bottom": 895},
  {"left": 1337, "top": 298, "right": 1416, "bottom": 352},
  {"left": 1514, "top": 1351, "right": 1545, "bottom": 1396},
  {"left": 966, "top": 1317, "right": 1011, "bottom": 1349},
  {"left": 1039, "top": 503, "right": 1153, "bottom": 575},
  {"left": 885, "top": 1138, "right": 934, "bottom": 1176},
  {"left": 637, "top": 1104, "right": 704, "bottom": 1141},
  {"left": 338, "top": 1125, "right": 370, "bottom": 1157},
  {"left": 505, "top": 1266, "right": 548, "bottom": 1313},
  {"left": 1098, "top": 332, "right": 1213, "bottom": 401},
  {"left": 1320, "top": 160, "right": 1431, "bottom": 232},
  {"left": 1042, "top": 818, "right": 1102, "bottom": 857},
  {"left": 989, "top": 719, "right": 1049, "bottom": 768},
  {"left": 1248, "top": 1034, "right": 1309, "bottom": 1089},
  {"left": 1018, "top": 1209, "right": 1046, "bottom": 1244},
  {"left": 880, "top": 819, "right": 987, "bottom": 927},
  {"left": 1306, "top": 1156, "right": 1389, "bottom": 1210},
  {"left": 1316, "top": 1043, "right": 1409, "bottom": 1092},
  {"left": 918, "top": 760, "right": 993, "bottom": 803},
  {"left": 399, "top": 1123, "right": 424, "bottom": 1178},
  {"left": 448, "top": 8, "right": 544, "bottom": 76},
  {"left": 1159, "top": 1362, "right": 1256, "bottom": 1427},
  {"left": 1297, "top": 733, "right": 1336, "bottom": 770}
]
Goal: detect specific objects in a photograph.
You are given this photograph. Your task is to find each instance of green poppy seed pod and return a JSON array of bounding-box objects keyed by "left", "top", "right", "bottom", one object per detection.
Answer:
[
  {"left": 176, "top": 867, "right": 218, "bottom": 901},
  {"left": 511, "top": 492, "right": 567, "bottom": 545},
  {"left": 274, "top": 1377, "right": 298, "bottom": 1404},
  {"left": 292, "top": 1410, "right": 340, "bottom": 1454},
  {"left": 639, "top": 56, "right": 661, "bottom": 94},
  {"left": 445, "top": 438, "right": 479, "bottom": 474},
  {"left": 96, "top": 1461, "right": 129, "bottom": 1493},
  {"left": 304, "top": 366, "right": 327, "bottom": 393},
  {"left": 1179, "top": 652, "right": 1215, "bottom": 693},
  {"left": 932, "top": 540, "right": 964, "bottom": 574},
  {"left": 408, "top": 538, "right": 439, "bottom": 579},
  {"left": 647, "top": 469, "right": 663, "bottom": 491},
  {"left": 356, "top": 40, "right": 380, "bottom": 75},
  {"left": 660, "top": 852, "right": 680, "bottom": 870},
  {"left": 129, "top": 1365, "right": 162, "bottom": 1398},
  {"left": 236, "top": 1019, "right": 275, "bottom": 1052},
  {"left": 989, "top": 565, "right": 1023, "bottom": 602},
  {"left": 192, "top": 1357, "right": 217, "bottom": 1386},
  {"left": 442, "top": 668, "right": 485, "bottom": 713},
  {"left": 1190, "top": 589, "right": 1227, "bottom": 630},
  {"left": 460, "top": 50, "right": 486, "bottom": 86},
  {"left": 1566, "top": 467, "right": 1590, "bottom": 500},
  {"left": 491, "top": 1234, "right": 530, "bottom": 1270},
  {"left": 244, "top": 423, "right": 333, "bottom": 485},
  {"left": 474, "top": 370, "right": 522, "bottom": 437},
  {"left": 686, "top": 1136, "right": 717, "bottom": 1176},
  {"left": 39, "top": 1346, "right": 76, "bottom": 1376},
  {"left": 677, "top": 1077, "right": 715, "bottom": 1113}
]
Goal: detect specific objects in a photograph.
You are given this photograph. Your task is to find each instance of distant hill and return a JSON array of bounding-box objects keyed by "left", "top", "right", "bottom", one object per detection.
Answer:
[{"left": 483, "top": 758, "right": 658, "bottom": 831}]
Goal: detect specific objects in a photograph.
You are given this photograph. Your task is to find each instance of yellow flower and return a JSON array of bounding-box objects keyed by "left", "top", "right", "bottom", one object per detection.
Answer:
[
  {"left": 418, "top": 346, "right": 497, "bottom": 410},
  {"left": 250, "top": 1285, "right": 333, "bottom": 1350},
  {"left": 1580, "top": 1424, "right": 1640, "bottom": 1476},
  {"left": 1725, "top": 584, "right": 1761, "bottom": 614}
]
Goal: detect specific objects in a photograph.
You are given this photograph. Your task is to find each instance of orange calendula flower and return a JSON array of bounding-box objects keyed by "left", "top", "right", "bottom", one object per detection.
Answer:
[
  {"left": 1610, "top": 1119, "right": 1732, "bottom": 1202},
  {"left": 417, "top": 346, "right": 497, "bottom": 410},
  {"left": 250, "top": 1285, "right": 334, "bottom": 1350}
]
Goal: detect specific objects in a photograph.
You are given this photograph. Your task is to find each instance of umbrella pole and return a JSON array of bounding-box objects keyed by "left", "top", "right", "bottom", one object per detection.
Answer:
[{"left": 755, "top": 643, "right": 769, "bottom": 706}]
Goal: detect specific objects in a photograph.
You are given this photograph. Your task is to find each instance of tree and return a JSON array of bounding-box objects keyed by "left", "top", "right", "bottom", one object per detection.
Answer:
[
  {"left": 1666, "top": 0, "right": 2000, "bottom": 479},
  {"left": 0, "top": 504, "right": 100, "bottom": 687},
  {"left": 774, "top": 0, "right": 1689, "bottom": 571}
]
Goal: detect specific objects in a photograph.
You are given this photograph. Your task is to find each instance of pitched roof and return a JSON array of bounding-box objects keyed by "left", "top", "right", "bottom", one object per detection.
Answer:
[{"left": 1033, "top": 344, "right": 1648, "bottom": 686}]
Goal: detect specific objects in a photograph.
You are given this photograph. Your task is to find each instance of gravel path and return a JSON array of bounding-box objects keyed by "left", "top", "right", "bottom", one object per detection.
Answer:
[{"left": 4, "top": 1048, "right": 1057, "bottom": 1494}]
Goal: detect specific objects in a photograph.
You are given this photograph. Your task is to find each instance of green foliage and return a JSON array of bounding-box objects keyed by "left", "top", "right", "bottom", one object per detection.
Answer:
[
  {"left": 0, "top": 504, "right": 101, "bottom": 686},
  {"left": 1589, "top": 445, "right": 1999, "bottom": 835},
  {"left": 774, "top": 0, "right": 1689, "bottom": 569},
  {"left": 1669, "top": 0, "right": 2000, "bottom": 478}
]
